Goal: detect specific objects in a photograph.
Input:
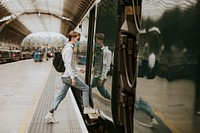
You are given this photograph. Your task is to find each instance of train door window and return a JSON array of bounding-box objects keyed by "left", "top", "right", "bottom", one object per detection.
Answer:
[{"left": 88, "top": 0, "right": 118, "bottom": 124}]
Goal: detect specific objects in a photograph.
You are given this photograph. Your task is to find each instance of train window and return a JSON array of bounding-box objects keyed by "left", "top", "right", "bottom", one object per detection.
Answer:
[{"left": 89, "top": 0, "right": 118, "bottom": 122}]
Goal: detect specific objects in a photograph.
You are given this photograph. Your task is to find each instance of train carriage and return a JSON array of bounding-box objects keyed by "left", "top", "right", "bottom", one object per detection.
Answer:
[
  {"left": 0, "top": 49, "right": 11, "bottom": 64},
  {"left": 10, "top": 50, "right": 23, "bottom": 61}
]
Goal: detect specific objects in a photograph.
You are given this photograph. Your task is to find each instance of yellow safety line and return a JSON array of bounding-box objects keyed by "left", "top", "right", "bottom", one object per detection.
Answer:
[
  {"left": 154, "top": 110, "right": 182, "bottom": 133},
  {"left": 19, "top": 73, "right": 50, "bottom": 133}
]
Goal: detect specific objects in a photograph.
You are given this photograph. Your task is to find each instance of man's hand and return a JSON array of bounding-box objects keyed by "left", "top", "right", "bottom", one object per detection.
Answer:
[
  {"left": 72, "top": 78, "right": 76, "bottom": 86},
  {"left": 80, "top": 68, "right": 85, "bottom": 73},
  {"left": 98, "top": 79, "right": 103, "bottom": 86}
]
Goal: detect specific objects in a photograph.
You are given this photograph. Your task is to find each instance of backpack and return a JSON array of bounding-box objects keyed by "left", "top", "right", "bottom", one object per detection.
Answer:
[{"left": 53, "top": 52, "right": 65, "bottom": 73}]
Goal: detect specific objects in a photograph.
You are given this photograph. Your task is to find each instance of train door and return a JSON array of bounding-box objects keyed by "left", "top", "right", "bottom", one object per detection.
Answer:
[
  {"left": 89, "top": 0, "right": 118, "bottom": 132},
  {"left": 73, "top": 0, "right": 119, "bottom": 132}
]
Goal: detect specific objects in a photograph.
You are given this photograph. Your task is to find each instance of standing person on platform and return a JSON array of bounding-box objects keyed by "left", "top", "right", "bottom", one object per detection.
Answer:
[
  {"left": 91, "top": 33, "right": 111, "bottom": 100},
  {"left": 45, "top": 31, "right": 95, "bottom": 123}
]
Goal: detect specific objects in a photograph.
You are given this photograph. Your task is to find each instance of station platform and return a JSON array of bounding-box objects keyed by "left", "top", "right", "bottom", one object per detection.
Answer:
[{"left": 0, "top": 59, "right": 88, "bottom": 133}]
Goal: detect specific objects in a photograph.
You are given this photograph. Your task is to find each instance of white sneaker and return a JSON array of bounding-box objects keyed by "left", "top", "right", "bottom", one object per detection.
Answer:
[
  {"left": 83, "top": 107, "right": 96, "bottom": 114},
  {"left": 151, "top": 118, "right": 158, "bottom": 126},
  {"left": 45, "top": 112, "right": 59, "bottom": 123}
]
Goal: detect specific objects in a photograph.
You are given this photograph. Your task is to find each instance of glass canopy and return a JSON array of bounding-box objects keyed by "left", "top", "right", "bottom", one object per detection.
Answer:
[{"left": 0, "top": 0, "right": 95, "bottom": 35}]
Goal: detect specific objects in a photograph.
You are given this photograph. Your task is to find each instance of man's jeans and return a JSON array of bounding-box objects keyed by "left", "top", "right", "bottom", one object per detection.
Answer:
[
  {"left": 91, "top": 77, "right": 111, "bottom": 100},
  {"left": 51, "top": 76, "right": 90, "bottom": 110}
]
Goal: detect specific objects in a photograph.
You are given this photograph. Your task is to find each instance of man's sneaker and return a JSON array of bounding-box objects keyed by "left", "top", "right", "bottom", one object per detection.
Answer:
[
  {"left": 151, "top": 118, "right": 158, "bottom": 126},
  {"left": 83, "top": 107, "right": 96, "bottom": 114},
  {"left": 45, "top": 112, "right": 59, "bottom": 123}
]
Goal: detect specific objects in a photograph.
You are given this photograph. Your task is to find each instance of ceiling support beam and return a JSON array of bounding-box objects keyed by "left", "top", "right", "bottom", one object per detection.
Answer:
[{"left": 0, "top": 19, "right": 13, "bottom": 33}]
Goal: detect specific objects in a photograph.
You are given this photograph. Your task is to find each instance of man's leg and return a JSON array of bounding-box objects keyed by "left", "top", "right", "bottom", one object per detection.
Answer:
[
  {"left": 45, "top": 81, "right": 69, "bottom": 123},
  {"left": 97, "top": 79, "right": 111, "bottom": 100},
  {"left": 75, "top": 77, "right": 95, "bottom": 114},
  {"left": 91, "top": 77, "right": 99, "bottom": 88},
  {"left": 74, "top": 76, "right": 90, "bottom": 106},
  {"left": 51, "top": 82, "right": 69, "bottom": 110}
]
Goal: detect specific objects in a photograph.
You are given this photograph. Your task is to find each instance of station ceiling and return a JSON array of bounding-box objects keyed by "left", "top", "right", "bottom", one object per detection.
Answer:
[{"left": 0, "top": 0, "right": 95, "bottom": 43}]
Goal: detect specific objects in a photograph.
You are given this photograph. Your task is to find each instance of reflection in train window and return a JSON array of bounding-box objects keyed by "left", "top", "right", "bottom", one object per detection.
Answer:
[{"left": 135, "top": 0, "right": 200, "bottom": 132}]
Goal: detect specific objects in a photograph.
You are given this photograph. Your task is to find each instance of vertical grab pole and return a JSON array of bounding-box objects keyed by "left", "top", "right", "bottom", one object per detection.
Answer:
[
  {"left": 85, "top": 6, "right": 96, "bottom": 107},
  {"left": 85, "top": 7, "right": 96, "bottom": 87}
]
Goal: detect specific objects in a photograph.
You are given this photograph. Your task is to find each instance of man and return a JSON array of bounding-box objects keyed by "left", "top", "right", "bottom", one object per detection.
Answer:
[
  {"left": 45, "top": 31, "right": 95, "bottom": 123},
  {"left": 91, "top": 33, "right": 111, "bottom": 100}
]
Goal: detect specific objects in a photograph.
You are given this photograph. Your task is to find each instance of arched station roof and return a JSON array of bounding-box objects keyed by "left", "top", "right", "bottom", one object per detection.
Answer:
[{"left": 0, "top": 0, "right": 95, "bottom": 43}]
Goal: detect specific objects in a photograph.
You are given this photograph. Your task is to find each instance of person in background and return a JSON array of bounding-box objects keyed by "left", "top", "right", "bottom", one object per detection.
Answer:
[
  {"left": 91, "top": 33, "right": 111, "bottom": 100},
  {"left": 45, "top": 31, "right": 95, "bottom": 123}
]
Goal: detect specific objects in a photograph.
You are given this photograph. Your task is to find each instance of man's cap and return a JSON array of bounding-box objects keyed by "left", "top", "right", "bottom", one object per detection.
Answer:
[{"left": 95, "top": 33, "right": 105, "bottom": 40}]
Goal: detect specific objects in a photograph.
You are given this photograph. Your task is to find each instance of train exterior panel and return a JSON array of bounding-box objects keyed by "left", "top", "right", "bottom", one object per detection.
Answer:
[
  {"left": 10, "top": 50, "right": 23, "bottom": 61},
  {"left": 135, "top": 0, "right": 200, "bottom": 133},
  {"left": 22, "top": 51, "right": 33, "bottom": 59},
  {"left": 0, "top": 49, "right": 25, "bottom": 64},
  {"left": 0, "top": 49, "right": 11, "bottom": 63}
]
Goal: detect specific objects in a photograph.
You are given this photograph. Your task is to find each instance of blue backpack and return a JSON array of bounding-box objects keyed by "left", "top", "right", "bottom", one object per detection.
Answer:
[{"left": 53, "top": 52, "right": 65, "bottom": 73}]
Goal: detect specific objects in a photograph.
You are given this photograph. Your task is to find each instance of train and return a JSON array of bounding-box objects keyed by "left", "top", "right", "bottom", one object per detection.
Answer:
[
  {"left": 71, "top": 0, "right": 200, "bottom": 133},
  {"left": 0, "top": 49, "right": 32, "bottom": 64}
]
